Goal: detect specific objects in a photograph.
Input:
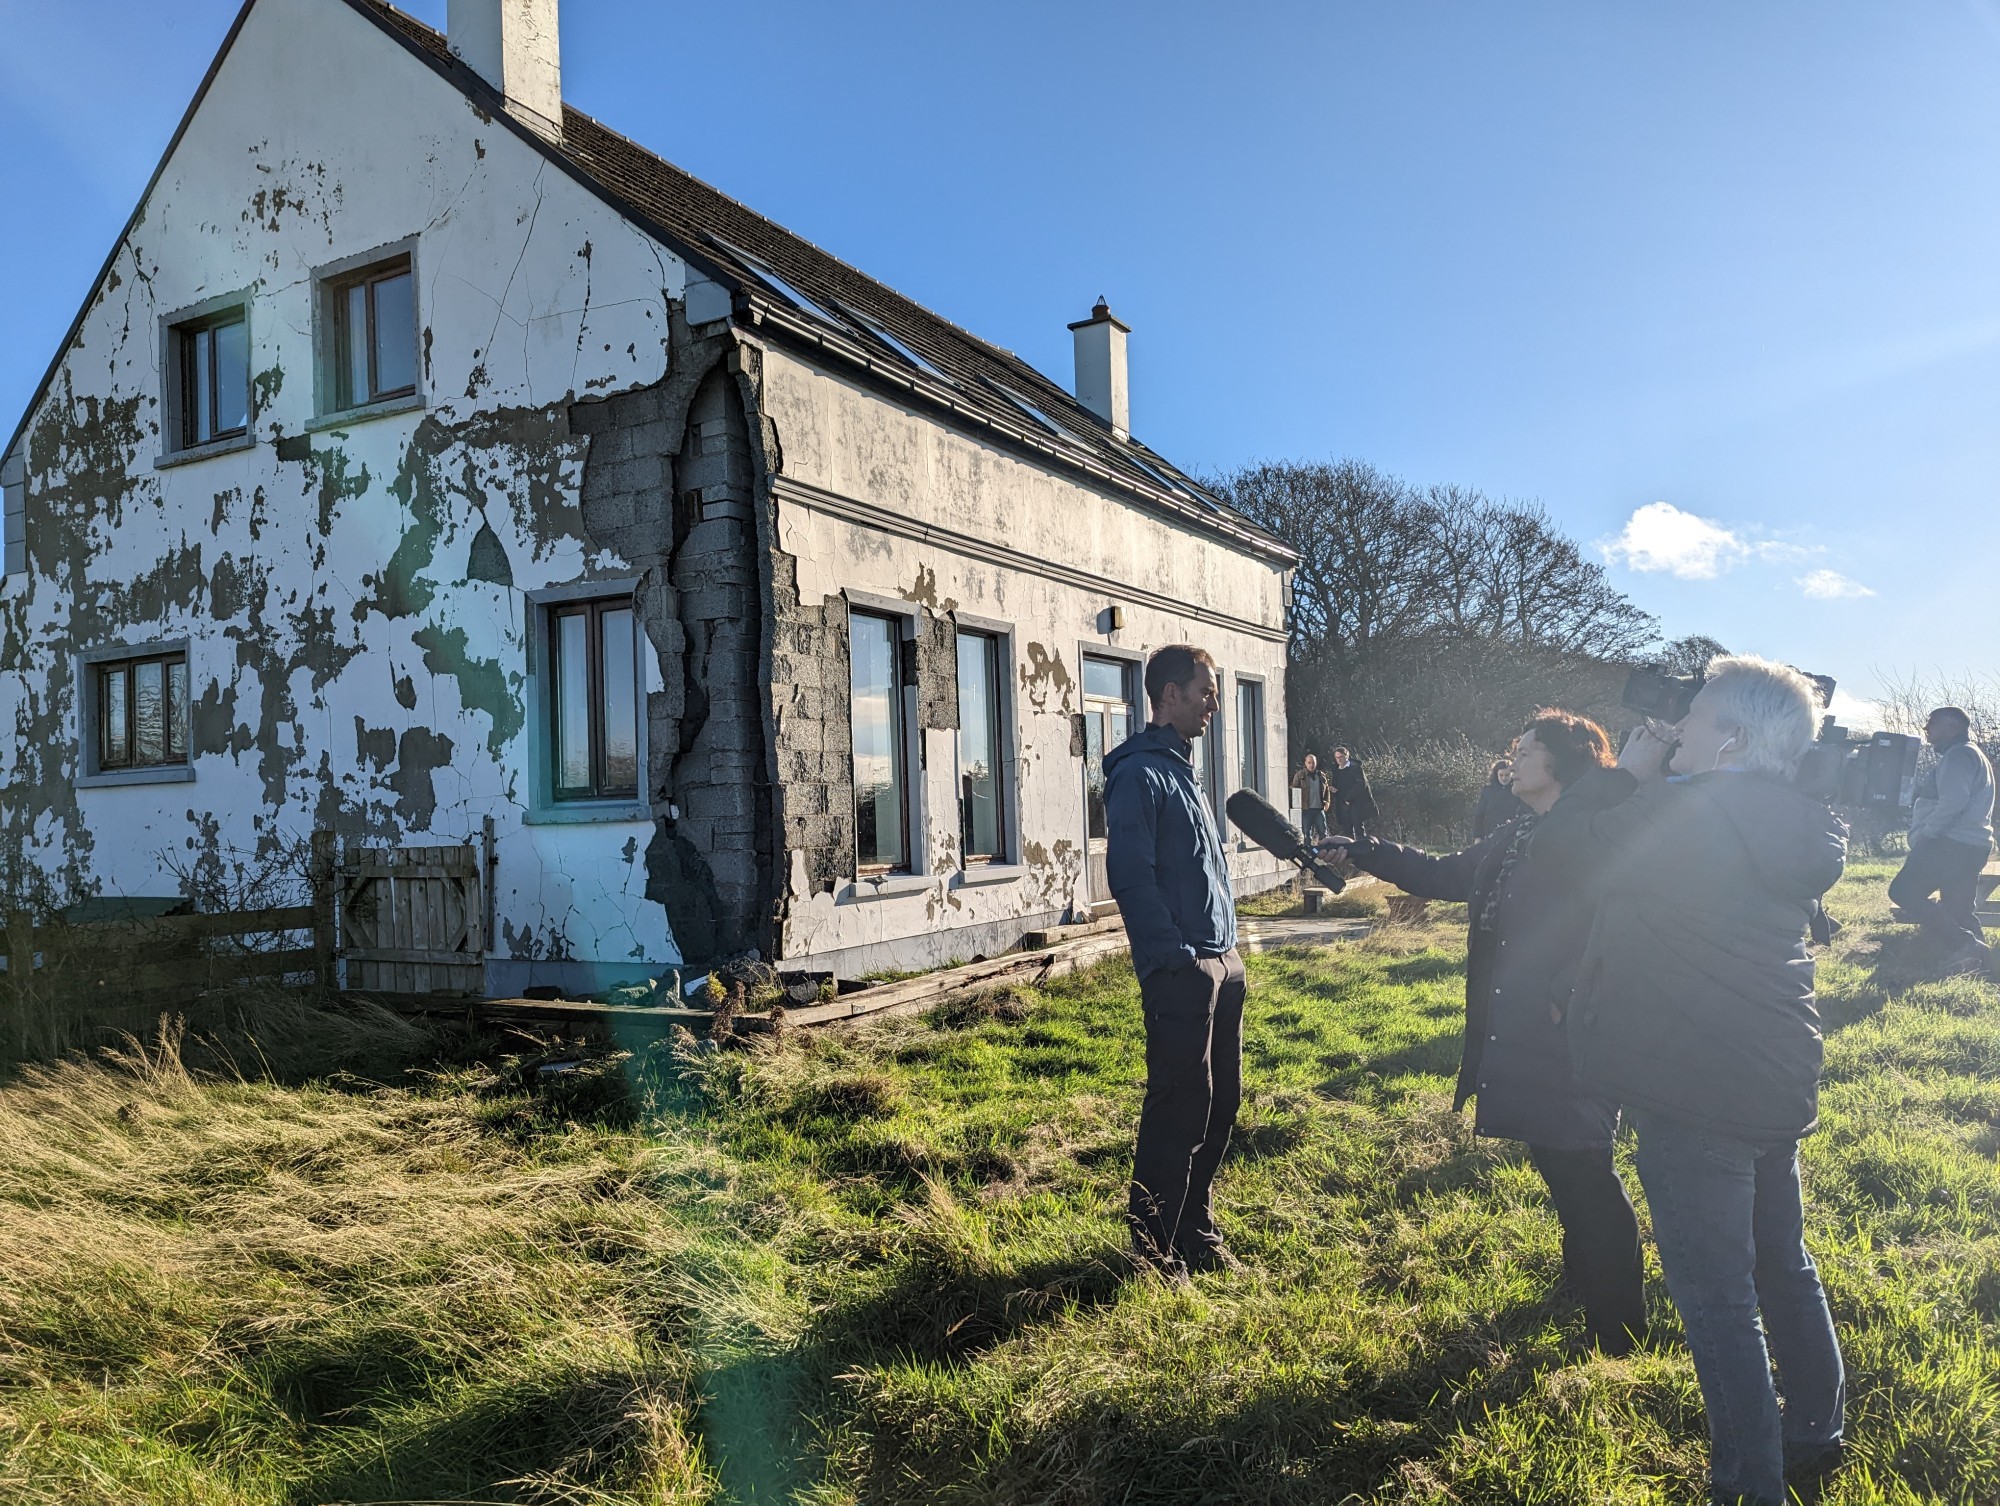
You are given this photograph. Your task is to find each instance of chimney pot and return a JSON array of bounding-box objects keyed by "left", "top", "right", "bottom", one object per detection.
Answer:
[
  {"left": 1067, "top": 298, "right": 1131, "bottom": 441},
  {"left": 449, "top": 0, "right": 563, "bottom": 140}
]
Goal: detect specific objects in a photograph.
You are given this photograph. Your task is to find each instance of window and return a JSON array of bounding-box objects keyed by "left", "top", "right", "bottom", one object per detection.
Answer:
[
  {"left": 1081, "top": 655, "right": 1135, "bottom": 844},
  {"left": 329, "top": 257, "right": 417, "bottom": 410},
  {"left": 548, "top": 598, "right": 639, "bottom": 802},
  {"left": 96, "top": 650, "right": 189, "bottom": 771},
  {"left": 1237, "top": 679, "right": 1266, "bottom": 798},
  {"left": 172, "top": 310, "right": 249, "bottom": 450},
  {"left": 956, "top": 630, "right": 1008, "bottom": 862},
  {"left": 850, "top": 612, "right": 909, "bottom": 871}
]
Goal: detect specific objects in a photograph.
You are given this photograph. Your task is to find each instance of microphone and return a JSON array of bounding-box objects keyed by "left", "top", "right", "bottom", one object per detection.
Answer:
[{"left": 1224, "top": 788, "right": 1347, "bottom": 894}]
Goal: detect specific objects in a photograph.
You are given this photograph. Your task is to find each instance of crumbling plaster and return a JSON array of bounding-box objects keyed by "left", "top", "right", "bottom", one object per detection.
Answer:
[
  {"left": 0, "top": 0, "right": 689, "bottom": 987},
  {"left": 756, "top": 350, "right": 1293, "bottom": 973}
]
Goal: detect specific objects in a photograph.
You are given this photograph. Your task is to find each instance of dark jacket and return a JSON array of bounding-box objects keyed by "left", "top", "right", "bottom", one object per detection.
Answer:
[
  {"left": 1104, "top": 723, "right": 1237, "bottom": 979},
  {"left": 1472, "top": 782, "right": 1531, "bottom": 841},
  {"left": 1342, "top": 767, "right": 1630, "bottom": 1149},
  {"left": 1534, "top": 768, "right": 1847, "bottom": 1142},
  {"left": 1330, "top": 761, "right": 1377, "bottom": 824}
]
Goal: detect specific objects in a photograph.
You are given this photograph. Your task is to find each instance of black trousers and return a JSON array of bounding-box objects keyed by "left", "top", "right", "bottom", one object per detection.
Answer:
[
  {"left": 1526, "top": 1142, "right": 1648, "bottom": 1353},
  {"left": 1130, "top": 949, "right": 1246, "bottom": 1260},
  {"left": 1888, "top": 837, "right": 1990, "bottom": 949}
]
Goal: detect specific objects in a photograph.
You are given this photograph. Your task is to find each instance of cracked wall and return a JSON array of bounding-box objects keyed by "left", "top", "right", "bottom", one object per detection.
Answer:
[
  {"left": 0, "top": 0, "right": 688, "bottom": 990},
  {"left": 758, "top": 348, "right": 1296, "bottom": 975}
]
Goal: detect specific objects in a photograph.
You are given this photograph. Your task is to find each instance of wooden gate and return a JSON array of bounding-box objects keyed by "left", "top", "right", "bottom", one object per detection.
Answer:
[{"left": 335, "top": 821, "right": 494, "bottom": 996}]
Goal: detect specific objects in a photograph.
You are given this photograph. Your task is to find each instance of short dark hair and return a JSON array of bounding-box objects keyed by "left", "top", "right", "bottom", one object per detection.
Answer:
[
  {"left": 1144, "top": 644, "right": 1214, "bottom": 705},
  {"left": 1332, "top": 745, "right": 1351, "bottom": 758},
  {"left": 1931, "top": 706, "right": 1973, "bottom": 736},
  {"left": 1521, "top": 708, "right": 1613, "bottom": 787}
]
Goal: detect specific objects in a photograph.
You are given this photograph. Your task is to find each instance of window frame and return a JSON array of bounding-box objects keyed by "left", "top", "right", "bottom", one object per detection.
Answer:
[
  {"left": 953, "top": 623, "right": 1014, "bottom": 866},
  {"left": 548, "top": 597, "right": 641, "bottom": 805},
  {"left": 1235, "top": 674, "right": 1267, "bottom": 800},
  {"left": 847, "top": 604, "right": 916, "bottom": 877},
  {"left": 157, "top": 290, "right": 256, "bottom": 468},
  {"left": 523, "top": 580, "right": 650, "bottom": 826},
  {"left": 312, "top": 238, "right": 425, "bottom": 427},
  {"left": 75, "top": 639, "right": 195, "bottom": 788}
]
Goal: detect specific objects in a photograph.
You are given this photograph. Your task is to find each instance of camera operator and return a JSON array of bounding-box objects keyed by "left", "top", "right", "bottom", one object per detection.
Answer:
[
  {"left": 1326, "top": 711, "right": 1645, "bottom": 1354},
  {"left": 1535, "top": 656, "right": 1846, "bottom": 1506},
  {"left": 1887, "top": 706, "right": 1994, "bottom": 973}
]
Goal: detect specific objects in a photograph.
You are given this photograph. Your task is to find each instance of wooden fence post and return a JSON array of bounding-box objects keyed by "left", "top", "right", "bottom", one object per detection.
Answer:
[
  {"left": 6, "top": 911, "right": 35, "bottom": 1059},
  {"left": 310, "top": 830, "right": 337, "bottom": 992}
]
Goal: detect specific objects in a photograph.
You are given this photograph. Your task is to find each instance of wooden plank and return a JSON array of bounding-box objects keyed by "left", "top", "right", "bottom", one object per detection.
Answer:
[
  {"left": 340, "top": 861, "right": 480, "bottom": 880},
  {"left": 393, "top": 862, "right": 414, "bottom": 995}
]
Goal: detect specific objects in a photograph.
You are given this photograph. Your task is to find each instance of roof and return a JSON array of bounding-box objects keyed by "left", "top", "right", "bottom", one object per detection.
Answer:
[{"left": 7, "top": 0, "right": 1296, "bottom": 568}]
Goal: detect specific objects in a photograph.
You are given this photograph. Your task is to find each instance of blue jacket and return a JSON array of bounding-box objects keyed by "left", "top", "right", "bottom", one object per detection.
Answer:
[{"left": 1103, "top": 723, "right": 1236, "bottom": 978}]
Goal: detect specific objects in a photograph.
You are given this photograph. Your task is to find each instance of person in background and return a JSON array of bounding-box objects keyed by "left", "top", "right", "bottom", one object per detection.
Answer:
[
  {"left": 1291, "top": 752, "right": 1333, "bottom": 844},
  {"left": 1473, "top": 756, "right": 1531, "bottom": 840},
  {"left": 1325, "top": 711, "right": 1646, "bottom": 1355},
  {"left": 1329, "top": 746, "right": 1378, "bottom": 838},
  {"left": 1537, "top": 656, "right": 1847, "bottom": 1506},
  {"left": 1103, "top": 644, "right": 1246, "bottom": 1279},
  {"left": 1888, "top": 706, "right": 1995, "bottom": 973}
]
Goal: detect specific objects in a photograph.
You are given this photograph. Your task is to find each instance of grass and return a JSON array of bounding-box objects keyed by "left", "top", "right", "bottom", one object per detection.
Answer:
[{"left": 2, "top": 862, "right": 1998, "bottom": 1502}]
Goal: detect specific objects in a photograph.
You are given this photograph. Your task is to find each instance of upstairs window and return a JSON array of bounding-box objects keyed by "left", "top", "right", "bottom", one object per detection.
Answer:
[
  {"left": 548, "top": 598, "right": 639, "bottom": 802},
  {"left": 330, "top": 257, "right": 417, "bottom": 410},
  {"left": 172, "top": 310, "right": 249, "bottom": 450},
  {"left": 98, "top": 650, "right": 189, "bottom": 770}
]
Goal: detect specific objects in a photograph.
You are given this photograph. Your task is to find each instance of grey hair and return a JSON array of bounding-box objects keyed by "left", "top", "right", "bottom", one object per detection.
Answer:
[{"left": 1699, "top": 654, "right": 1818, "bottom": 777}]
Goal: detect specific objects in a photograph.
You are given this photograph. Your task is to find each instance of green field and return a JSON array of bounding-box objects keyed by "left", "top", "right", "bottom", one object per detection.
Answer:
[{"left": 3, "top": 861, "right": 1998, "bottom": 1504}]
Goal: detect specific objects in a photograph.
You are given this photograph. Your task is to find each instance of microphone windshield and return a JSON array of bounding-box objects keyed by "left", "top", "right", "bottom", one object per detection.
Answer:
[{"left": 1224, "top": 788, "right": 1307, "bottom": 862}]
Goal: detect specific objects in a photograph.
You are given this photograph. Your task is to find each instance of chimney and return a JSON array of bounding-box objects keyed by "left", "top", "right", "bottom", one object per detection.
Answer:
[
  {"left": 1067, "top": 297, "right": 1130, "bottom": 441},
  {"left": 449, "top": 0, "right": 563, "bottom": 140}
]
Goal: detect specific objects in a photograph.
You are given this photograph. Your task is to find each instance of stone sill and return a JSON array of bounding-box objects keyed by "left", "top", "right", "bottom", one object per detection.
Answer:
[
  {"left": 952, "top": 863, "right": 1026, "bottom": 888},
  {"left": 306, "top": 394, "right": 426, "bottom": 434},
  {"left": 523, "top": 801, "right": 651, "bottom": 827},
  {"left": 842, "top": 872, "right": 935, "bottom": 904},
  {"left": 155, "top": 434, "right": 256, "bottom": 470},
  {"left": 77, "top": 765, "right": 196, "bottom": 789}
]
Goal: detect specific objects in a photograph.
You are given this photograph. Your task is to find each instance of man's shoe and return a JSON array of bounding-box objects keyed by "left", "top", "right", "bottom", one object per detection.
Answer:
[
  {"left": 1939, "top": 941, "right": 1994, "bottom": 977},
  {"left": 1784, "top": 1440, "right": 1844, "bottom": 1504},
  {"left": 1177, "top": 1239, "right": 1246, "bottom": 1275}
]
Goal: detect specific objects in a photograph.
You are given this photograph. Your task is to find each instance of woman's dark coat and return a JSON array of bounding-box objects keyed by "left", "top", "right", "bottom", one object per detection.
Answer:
[
  {"left": 1342, "top": 768, "right": 1629, "bottom": 1149},
  {"left": 1472, "top": 782, "right": 1531, "bottom": 841},
  {"left": 1531, "top": 767, "right": 1846, "bottom": 1142},
  {"left": 1330, "top": 761, "right": 1378, "bottom": 830}
]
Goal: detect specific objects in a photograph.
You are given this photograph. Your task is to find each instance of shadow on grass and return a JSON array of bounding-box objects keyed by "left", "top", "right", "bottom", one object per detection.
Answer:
[{"left": 850, "top": 1293, "right": 1577, "bottom": 1505}]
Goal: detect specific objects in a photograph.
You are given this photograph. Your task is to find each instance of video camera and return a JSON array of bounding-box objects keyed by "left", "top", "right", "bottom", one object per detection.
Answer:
[
  {"left": 1621, "top": 664, "right": 1838, "bottom": 727},
  {"left": 1620, "top": 662, "right": 1919, "bottom": 808}
]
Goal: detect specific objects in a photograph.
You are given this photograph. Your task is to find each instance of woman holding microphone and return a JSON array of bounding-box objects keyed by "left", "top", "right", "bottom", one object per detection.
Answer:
[{"left": 1325, "top": 709, "right": 1646, "bottom": 1354}]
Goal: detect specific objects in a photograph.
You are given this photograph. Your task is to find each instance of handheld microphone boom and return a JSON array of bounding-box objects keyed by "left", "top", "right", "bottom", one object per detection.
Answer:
[{"left": 1224, "top": 788, "right": 1347, "bottom": 894}]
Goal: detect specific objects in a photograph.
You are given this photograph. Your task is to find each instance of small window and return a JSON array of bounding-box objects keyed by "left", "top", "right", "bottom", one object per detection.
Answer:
[
  {"left": 330, "top": 257, "right": 417, "bottom": 410},
  {"left": 1191, "top": 710, "right": 1221, "bottom": 815},
  {"left": 97, "top": 650, "right": 189, "bottom": 770},
  {"left": 956, "top": 630, "right": 1008, "bottom": 862},
  {"left": 172, "top": 310, "right": 249, "bottom": 450},
  {"left": 850, "top": 611, "right": 908, "bottom": 871},
  {"left": 1237, "top": 680, "right": 1266, "bottom": 798},
  {"left": 548, "top": 598, "right": 639, "bottom": 802}
]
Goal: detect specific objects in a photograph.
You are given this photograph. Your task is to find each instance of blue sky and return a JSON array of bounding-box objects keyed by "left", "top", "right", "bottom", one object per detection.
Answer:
[{"left": 3, "top": 0, "right": 1996, "bottom": 707}]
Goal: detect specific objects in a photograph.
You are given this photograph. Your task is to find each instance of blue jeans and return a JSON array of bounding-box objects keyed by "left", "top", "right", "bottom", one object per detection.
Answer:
[
  {"left": 1301, "top": 809, "right": 1328, "bottom": 844},
  {"left": 1631, "top": 1110, "right": 1844, "bottom": 1506}
]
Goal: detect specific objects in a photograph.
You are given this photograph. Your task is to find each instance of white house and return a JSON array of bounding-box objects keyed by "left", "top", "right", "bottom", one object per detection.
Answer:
[{"left": 0, "top": 0, "right": 1298, "bottom": 992}]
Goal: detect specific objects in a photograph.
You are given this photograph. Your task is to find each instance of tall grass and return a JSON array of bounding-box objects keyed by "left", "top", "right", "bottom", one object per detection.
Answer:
[{"left": 2, "top": 864, "right": 1997, "bottom": 1502}]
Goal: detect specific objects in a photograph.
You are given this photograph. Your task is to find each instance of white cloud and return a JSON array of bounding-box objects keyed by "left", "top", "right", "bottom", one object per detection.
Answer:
[
  {"left": 1796, "top": 569, "right": 1876, "bottom": 601},
  {"left": 1600, "top": 501, "right": 1750, "bottom": 579}
]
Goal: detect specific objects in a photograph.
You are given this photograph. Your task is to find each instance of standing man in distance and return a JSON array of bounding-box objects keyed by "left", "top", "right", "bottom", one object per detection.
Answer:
[
  {"left": 1330, "top": 746, "right": 1378, "bottom": 839},
  {"left": 1888, "top": 706, "right": 1995, "bottom": 973},
  {"left": 1103, "top": 644, "right": 1246, "bottom": 1278},
  {"left": 1292, "top": 752, "right": 1333, "bottom": 845}
]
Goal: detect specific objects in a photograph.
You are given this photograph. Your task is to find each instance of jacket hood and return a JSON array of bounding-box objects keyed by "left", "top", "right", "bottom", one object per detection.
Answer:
[
  {"left": 1693, "top": 771, "right": 1848, "bottom": 902},
  {"left": 1102, "top": 722, "right": 1191, "bottom": 779}
]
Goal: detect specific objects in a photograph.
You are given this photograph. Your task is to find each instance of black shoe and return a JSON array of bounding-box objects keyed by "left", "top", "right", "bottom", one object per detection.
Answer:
[
  {"left": 1177, "top": 1239, "right": 1246, "bottom": 1275},
  {"left": 1129, "top": 1228, "right": 1193, "bottom": 1284},
  {"left": 1784, "top": 1441, "right": 1844, "bottom": 1504}
]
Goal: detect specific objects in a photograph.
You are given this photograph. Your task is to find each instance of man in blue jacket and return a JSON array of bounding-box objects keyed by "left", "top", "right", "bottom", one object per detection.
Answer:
[
  {"left": 1103, "top": 643, "right": 1244, "bottom": 1276},
  {"left": 1889, "top": 706, "right": 1995, "bottom": 973}
]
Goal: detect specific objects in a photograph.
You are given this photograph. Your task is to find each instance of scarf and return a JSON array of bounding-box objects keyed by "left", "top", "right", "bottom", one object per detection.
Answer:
[{"left": 1474, "top": 813, "right": 1539, "bottom": 935}]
